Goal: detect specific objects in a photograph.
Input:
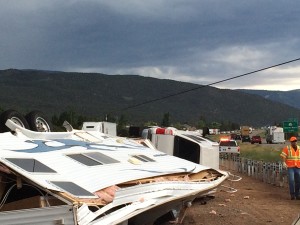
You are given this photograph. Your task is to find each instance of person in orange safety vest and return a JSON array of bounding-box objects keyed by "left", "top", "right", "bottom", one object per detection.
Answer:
[{"left": 280, "top": 136, "right": 300, "bottom": 200}]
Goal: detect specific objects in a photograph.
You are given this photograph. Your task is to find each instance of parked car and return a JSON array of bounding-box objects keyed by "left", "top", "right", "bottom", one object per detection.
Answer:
[
  {"left": 219, "top": 138, "right": 240, "bottom": 154},
  {"left": 251, "top": 135, "right": 262, "bottom": 144},
  {"left": 241, "top": 135, "right": 251, "bottom": 143}
]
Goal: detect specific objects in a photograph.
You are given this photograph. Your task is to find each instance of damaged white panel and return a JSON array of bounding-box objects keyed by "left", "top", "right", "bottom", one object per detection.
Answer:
[
  {"left": 0, "top": 205, "right": 75, "bottom": 225},
  {"left": 0, "top": 119, "right": 229, "bottom": 225}
]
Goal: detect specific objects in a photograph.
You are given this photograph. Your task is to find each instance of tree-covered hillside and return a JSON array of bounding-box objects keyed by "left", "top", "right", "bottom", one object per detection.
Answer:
[{"left": 1, "top": 69, "right": 300, "bottom": 127}]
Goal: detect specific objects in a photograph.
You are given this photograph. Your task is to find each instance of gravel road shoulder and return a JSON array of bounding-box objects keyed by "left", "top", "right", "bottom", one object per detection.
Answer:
[{"left": 178, "top": 168, "right": 300, "bottom": 225}]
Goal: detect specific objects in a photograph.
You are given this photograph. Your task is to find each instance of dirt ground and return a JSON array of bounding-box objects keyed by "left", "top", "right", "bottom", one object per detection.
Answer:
[{"left": 177, "top": 167, "right": 300, "bottom": 225}]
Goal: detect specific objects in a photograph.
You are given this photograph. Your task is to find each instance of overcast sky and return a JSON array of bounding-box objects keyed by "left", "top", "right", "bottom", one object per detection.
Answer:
[{"left": 1, "top": 0, "right": 300, "bottom": 91}]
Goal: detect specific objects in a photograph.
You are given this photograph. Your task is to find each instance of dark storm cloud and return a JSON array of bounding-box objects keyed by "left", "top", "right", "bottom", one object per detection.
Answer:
[{"left": 1, "top": 0, "right": 300, "bottom": 90}]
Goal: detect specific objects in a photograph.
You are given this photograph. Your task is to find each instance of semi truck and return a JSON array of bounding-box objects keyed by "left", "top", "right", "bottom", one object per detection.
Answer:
[
  {"left": 240, "top": 126, "right": 251, "bottom": 142},
  {"left": 240, "top": 126, "right": 250, "bottom": 137}
]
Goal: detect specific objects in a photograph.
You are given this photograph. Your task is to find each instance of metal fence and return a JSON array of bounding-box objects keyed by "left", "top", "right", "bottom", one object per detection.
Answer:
[{"left": 219, "top": 153, "right": 288, "bottom": 188}]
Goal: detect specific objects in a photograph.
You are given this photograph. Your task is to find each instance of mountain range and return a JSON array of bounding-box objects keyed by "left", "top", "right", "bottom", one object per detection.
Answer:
[
  {"left": 0, "top": 69, "right": 299, "bottom": 127},
  {"left": 238, "top": 89, "right": 300, "bottom": 110}
]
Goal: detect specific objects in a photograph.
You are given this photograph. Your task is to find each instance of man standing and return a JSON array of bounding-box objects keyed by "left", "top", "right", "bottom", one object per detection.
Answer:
[{"left": 280, "top": 136, "right": 300, "bottom": 200}]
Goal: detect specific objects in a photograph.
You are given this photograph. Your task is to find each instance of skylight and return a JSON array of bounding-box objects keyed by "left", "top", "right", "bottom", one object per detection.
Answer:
[
  {"left": 131, "top": 155, "right": 155, "bottom": 162},
  {"left": 66, "top": 152, "right": 119, "bottom": 166},
  {"left": 50, "top": 181, "right": 95, "bottom": 197},
  {"left": 5, "top": 158, "right": 56, "bottom": 173}
]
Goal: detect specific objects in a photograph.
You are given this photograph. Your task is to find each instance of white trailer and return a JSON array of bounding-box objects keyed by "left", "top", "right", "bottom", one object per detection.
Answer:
[
  {"left": 268, "top": 126, "right": 283, "bottom": 134},
  {"left": 82, "top": 121, "right": 117, "bottom": 136},
  {"left": 267, "top": 132, "right": 285, "bottom": 144},
  {"left": 0, "top": 119, "right": 229, "bottom": 225},
  {"left": 209, "top": 128, "right": 220, "bottom": 135},
  {"left": 266, "top": 126, "right": 285, "bottom": 144},
  {"left": 142, "top": 127, "right": 220, "bottom": 169},
  {"left": 273, "top": 132, "right": 285, "bottom": 143}
]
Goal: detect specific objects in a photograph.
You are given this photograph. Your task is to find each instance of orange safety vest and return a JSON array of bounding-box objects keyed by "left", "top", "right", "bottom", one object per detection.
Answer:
[{"left": 280, "top": 145, "right": 300, "bottom": 168}]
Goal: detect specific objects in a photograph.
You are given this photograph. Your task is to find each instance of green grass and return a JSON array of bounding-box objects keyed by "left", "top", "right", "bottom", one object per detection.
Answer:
[
  {"left": 239, "top": 143, "right": 282, "bottom": 162},
  {"left": 208, "top": 133, "right": 284, "bottom": 162}
]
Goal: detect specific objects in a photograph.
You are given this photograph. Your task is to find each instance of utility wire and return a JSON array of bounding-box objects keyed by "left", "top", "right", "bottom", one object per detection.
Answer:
[{"left": 113, "top": 57, "right": 300, "bottom": 113}]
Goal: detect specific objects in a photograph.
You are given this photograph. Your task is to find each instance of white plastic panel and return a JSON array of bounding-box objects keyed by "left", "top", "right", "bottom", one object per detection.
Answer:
[{"left": 0, "top": 205, "right": 75, "bottom": 225}]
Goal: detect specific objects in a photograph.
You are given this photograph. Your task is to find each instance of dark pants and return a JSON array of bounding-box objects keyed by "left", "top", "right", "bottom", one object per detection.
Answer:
[{"left": 288, "top": 167, "right": 300, "bottom": 197}]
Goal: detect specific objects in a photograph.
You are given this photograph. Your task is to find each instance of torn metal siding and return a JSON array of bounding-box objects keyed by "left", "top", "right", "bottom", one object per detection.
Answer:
[
  {"left": 0, "top": 119, "right": 229, "bottom": 225},
  {"left": 0, "top": 131, "right": 211, "bottom": 196}
]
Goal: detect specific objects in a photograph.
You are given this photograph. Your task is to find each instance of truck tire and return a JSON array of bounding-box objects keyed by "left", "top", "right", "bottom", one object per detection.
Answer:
[
  {"left": 25, "top": 110, "right": 52, "bottom": 132},
  {"left": 0, "top": 109, "right": 30, "bottom": 132}
]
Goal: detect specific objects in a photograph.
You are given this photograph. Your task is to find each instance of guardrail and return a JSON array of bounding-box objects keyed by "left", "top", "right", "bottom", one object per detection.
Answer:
[{"left": 219, "top": 153, "right": 288, "bottom": 187}]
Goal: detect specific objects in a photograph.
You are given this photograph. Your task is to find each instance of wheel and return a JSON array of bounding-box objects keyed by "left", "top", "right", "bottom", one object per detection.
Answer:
[
  {"left": 25, "top": 110, "right": 52, "bottom": 132},
  {"left": 0, "top": 109, "right": 30, "bottom": 132}
]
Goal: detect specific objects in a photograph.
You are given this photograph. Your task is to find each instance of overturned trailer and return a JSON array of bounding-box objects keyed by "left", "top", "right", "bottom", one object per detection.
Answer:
[
  {"left": 0, "top": 119, "right": 229, "bottom": 225},
  {"left": 142, "top": 127, "right": 220, "bottom": 170}
]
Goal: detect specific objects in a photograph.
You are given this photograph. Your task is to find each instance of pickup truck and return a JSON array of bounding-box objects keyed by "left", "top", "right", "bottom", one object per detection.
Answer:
[{"left": 219, "top": 138, "right": 240, "bottom": 154}]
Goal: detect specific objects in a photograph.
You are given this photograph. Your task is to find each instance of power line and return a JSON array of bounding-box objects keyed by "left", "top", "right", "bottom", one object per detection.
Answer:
[{"left": 113, "top": 57, "right": 300, "bottom": 113}]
